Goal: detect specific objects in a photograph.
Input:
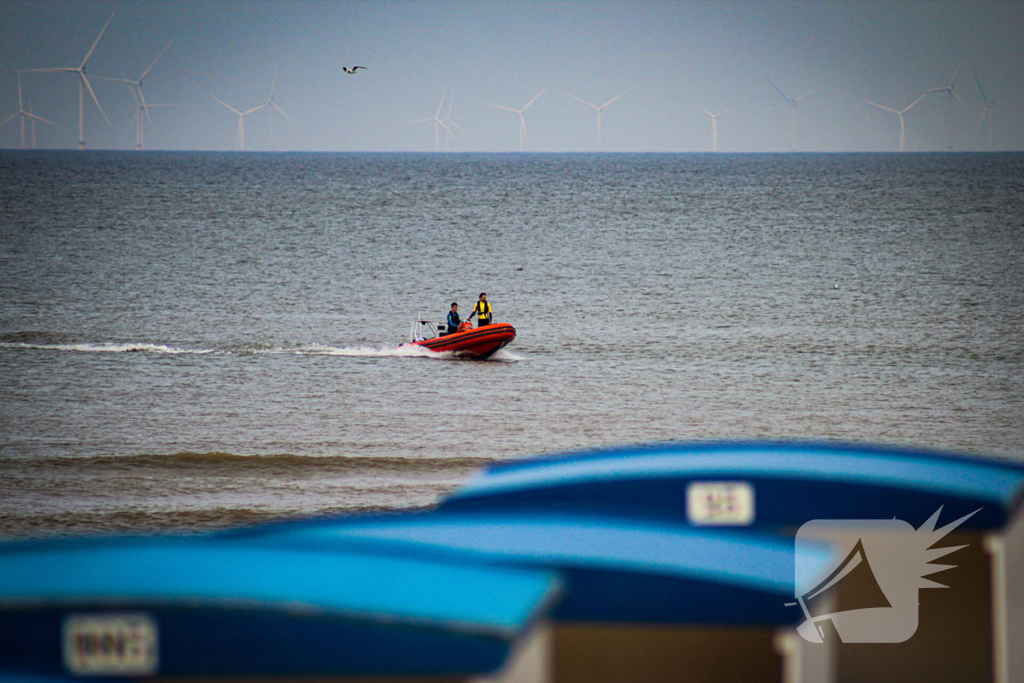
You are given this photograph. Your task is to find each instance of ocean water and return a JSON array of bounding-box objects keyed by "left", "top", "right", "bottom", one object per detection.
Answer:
[{"left": 1, "top": 151, "right": 1022, "bottom": 539}]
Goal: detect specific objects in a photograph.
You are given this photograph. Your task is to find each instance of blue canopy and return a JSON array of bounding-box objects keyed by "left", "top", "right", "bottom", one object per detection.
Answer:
[
  {"left": 228, "top": 512, "right": 837, "bottom": 626},
  {"left": 0, "top": 537, "right": 560, "bottom": 679},
  {"left": 439, "top": 441, "right": 1024, "bottom": 530}
]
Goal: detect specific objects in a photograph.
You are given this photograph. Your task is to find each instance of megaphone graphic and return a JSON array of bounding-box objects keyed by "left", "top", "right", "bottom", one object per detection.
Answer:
[{"left": 796, "top": 538, "right": 891, "bottom": 642}]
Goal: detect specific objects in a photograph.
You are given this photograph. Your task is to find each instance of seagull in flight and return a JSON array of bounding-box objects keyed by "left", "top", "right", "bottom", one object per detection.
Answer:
[{"left": 343, "top": 66, "right": 366, "bottom": 75}]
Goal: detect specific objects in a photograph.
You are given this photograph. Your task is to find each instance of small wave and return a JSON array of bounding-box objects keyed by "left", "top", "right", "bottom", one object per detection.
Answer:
[
  {"left": 0, "top": 341, "right": 214, "bottom": 354},
  {"left": 293, "top": 344, "right": 453, "bottom": 358}
]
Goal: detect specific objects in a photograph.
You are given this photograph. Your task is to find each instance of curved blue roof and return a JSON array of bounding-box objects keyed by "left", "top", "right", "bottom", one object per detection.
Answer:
[
  {"left": 0, "top": 539, "right": 556, "bottom": 637},
  {"left": 232, "top": 512, "right": 836, "bottom": 625},
  {"left": 0, "top": 538, "right": 560, "bottom": 678},
  {"left": 441, "top": 441, "right": 1024, "bottom": 529}
]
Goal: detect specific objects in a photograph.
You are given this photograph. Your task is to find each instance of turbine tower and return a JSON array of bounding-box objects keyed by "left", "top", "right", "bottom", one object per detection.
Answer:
[
  {"left": 487, "top": 88, "right": 546, "bottom": 152},
  {"left": 97, "top": 41, "right": 173, "bottom": 150},
  {"left": 20, "top": 12, "right": 114, "bottom": 149},
  {"left": 263, "top": 65, "right": 292, "bottom": 151},
  {"left": 565, "top": 88, "right": 631, "bottom": 151},
  {"left": 408, "top": 86, "right": 451, "bottom": 152},
  {"left": 1, "top": 73, "right": 56, "bottom": 148},
  {"left": 765, "top": 76, "right": 822, "bottom": 152},
  {"left": 866, "top": 94, "right": 926, "bottom": 152},
  {"left": 972, "top": 69, "right": 996, "bottom": 151},
  {"left": 212, "top": 96, "right": 267, "bottom": 151},
  {"left": 699, "top": 107, "right": 731, "bottom": 152},
  {"left": 925, "top": 53, "right": 969, "bottom": 151}
]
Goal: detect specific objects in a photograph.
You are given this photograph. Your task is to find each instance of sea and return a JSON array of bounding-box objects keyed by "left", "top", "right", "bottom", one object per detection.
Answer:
[{"left": 1, "top": 151, "right": 1022, "bottom": 540}]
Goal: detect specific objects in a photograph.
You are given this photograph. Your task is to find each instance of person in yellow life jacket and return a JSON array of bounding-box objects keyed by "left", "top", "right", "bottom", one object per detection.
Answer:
[{"left": 468, "top": 292, "right": 492, "bottom": 327}]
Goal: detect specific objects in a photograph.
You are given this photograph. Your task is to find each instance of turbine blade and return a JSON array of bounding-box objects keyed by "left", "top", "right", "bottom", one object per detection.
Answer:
[
  {"left": 267, "top": 63, "right": 280, "bottom": 100},
  {"left": 124, "top": 110, "right": 138, "bottom": 134},
  {"left": 949, "top": 51, "right": 965, "bottom": 86},
  {"left": 953, "top": 90, "right": 970, "bottom": 113},
  {"left": 142, "top": 95, "right": 156, "bottom": 129},
  {"left": 565, "top": 92, "right": 599, "bottom": 110},
  {"left": 271, "top": 101, "right": 292, "bottom": 122},
  {"left": 487, "top": 103, "right": 519, "bottom": 113},
  {"left": 794, "top": 86, "right": 824, "bottom": 103},
  {"left": 903, "top": 94, "right": 928, "bottom": 113},
  {"left": 521, "top": 87, "right": 547, "bottom": 111},
  {"left": 448, "top": 120, "right": 468, "bottom": 135},
  {"left": 599, "top": 87, "right": 631, "bottom": 109},
  {"left": 92, "top": 76, "right": 135, "bottom": 85},
  {"left": 242, "top": 103, "right": 267, "bottom": 116},
  {"left": 28, "top": 112, "right": 56, "bottom": 126},
  {"left": 867, "top": 100, "right": 899, "bottom": 114},
  {"left": 973, "top": 108, "right": 987, "bottom": 138},
  {"left": 212, "top": 95, "right": 242, "bottom": 115},
  {"left": 19, "top": 68, "right": 77, "bottom": 74},
  {"left": 973, "top": 69, "right": 987, "bottom": 103},
  {"left": 406, "top": 117, "right": 435, "bottom": 125},
  {"left": 435, "top": 85, "right": 448, "bottom": 118},
  {"left": 81, "top": 11, "right": 115, "bottom": 68},
  {"left": 0, "top": 112, "right": 19, "bottom": 127},
  {"left": 139, "top": 41, "right": 172, "bottom": 82},
  {"left": 765, "top": 76, "right": 792, "bottom": 104},
  {"left": 81, "top": 74, "right": 110, "bottom": 125}
]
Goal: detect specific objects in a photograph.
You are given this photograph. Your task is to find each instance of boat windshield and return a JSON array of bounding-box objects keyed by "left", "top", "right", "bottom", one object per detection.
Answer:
[{"left": 410, "top": 319, "right": 439, "bottom": 342}]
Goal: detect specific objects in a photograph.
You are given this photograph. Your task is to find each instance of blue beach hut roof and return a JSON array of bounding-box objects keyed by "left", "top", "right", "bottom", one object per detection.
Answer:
[
  {"left": 439, "top": 440, "right": 1024, "bottom": 530},
  {"left": 0, "top": 537, "right": 560, "bottom": 679},
  {"left": 229, "top": 512, "right": 837, "bottom": 626}
]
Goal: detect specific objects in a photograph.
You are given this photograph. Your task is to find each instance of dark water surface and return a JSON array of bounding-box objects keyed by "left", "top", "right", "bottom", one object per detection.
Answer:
[{"left": 2, "top": 152, "right": 1022, "bottom": 538}]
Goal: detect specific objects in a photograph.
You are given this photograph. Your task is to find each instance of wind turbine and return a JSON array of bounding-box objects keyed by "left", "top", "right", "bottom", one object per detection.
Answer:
[
  {"left": 564, "top": 88, "right": 631, "bottom": 151},
  {"left": 487, "top": 88, "right": 546, "bottom": 152},
  {"left": 212, "top": 96, "right": 266, "bottom": 151},
  {"left": 408, "top": 86, "right": 451, "bottom": 152},
  {"left": 442, "top": 93, "right": 467, "bottom": 151},
  {"left": 972, "top": 69, "right": 996, "bottom": 151},
  {"left": 698, "top": 107, "right": 731, "bottom": 152},
  {"left": 262, "top": 65, "right": 292, "bottom": 151},
  {"left": 96, "top": 41, "right": 173, "bottom": 150},
  {"left": 20, "top": 12, "right": 114, "bottom": 149},
  {"left": 765, "top": 76, "right": 822, "bottom": 152},
  {"left": 866, "top": 94, "right": 927, "bottom": 152},
  {"left": 925, "top": 53, "right": 969, "bottom": 151},
  {"left": 27, "top": 99, "right": 49, "bottom": 148},
  {"left": 1, "top": 73, "right": 56, "bottom": 149}
]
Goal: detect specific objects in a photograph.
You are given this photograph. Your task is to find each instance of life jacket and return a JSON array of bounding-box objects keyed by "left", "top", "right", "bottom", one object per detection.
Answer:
[{"left": 474, "top": 300, "right": 491, "bottom": 320}]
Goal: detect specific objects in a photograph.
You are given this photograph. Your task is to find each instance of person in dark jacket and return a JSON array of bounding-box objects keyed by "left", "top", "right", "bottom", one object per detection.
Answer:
[{"left": 446, "top": 302, "right": 461, "bottom": 334}]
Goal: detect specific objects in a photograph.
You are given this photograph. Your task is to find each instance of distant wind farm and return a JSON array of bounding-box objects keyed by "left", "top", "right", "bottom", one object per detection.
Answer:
[{"left": 1, "top": 4, "right": 1019, "bottom": 153}]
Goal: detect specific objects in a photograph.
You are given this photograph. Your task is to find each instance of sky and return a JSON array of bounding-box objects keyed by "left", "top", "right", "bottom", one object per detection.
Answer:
[{"left": 0, "top": 0, "right": 1021, "bottom": 152}]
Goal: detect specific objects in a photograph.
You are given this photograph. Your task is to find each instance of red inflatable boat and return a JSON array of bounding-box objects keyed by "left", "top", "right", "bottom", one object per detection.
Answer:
[{"left": 404, "top": 318, "right": 516, "bottom": 359}]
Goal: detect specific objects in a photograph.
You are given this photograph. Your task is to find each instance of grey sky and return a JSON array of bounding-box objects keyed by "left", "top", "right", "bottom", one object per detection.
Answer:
[{"left": 1, "top": 0, "right": 1021, "bottom": 152}]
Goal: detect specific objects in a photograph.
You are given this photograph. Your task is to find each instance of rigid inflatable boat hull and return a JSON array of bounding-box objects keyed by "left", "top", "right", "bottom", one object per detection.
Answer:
[{"left": 409, "top": 322, "right": 516, "bottom": 360}]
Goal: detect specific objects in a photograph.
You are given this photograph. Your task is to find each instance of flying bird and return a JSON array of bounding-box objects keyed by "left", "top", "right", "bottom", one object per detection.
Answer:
[{"left": 343, "top": 66, "right": 366, "bottom": 74}]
